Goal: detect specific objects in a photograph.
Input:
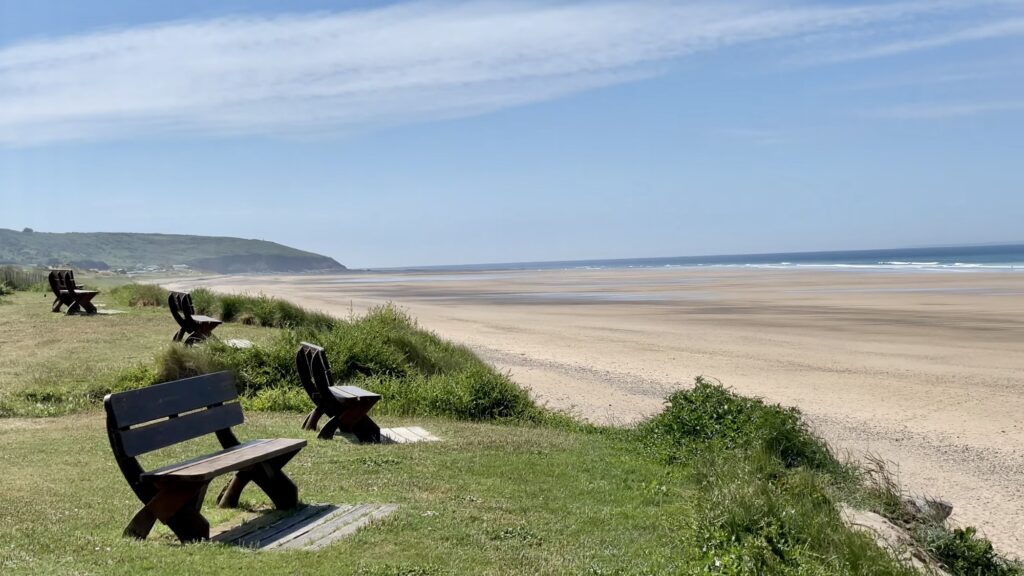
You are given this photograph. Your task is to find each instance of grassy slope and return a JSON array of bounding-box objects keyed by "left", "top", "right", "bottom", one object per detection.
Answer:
[
  {"left": 0, "top": 229, "right": 345, "bottom": 272},
  {"left": 0, "top": 289, "right": 933, "bottom": 575}
]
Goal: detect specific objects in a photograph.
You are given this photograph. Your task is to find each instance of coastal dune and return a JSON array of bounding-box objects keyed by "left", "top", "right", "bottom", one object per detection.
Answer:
[{"left": 164, "top": 267, "right": 1024, "bottom": 556}]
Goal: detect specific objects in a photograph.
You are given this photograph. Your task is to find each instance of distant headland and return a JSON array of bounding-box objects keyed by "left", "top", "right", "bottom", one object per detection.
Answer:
[{"left": 0, "top": 228, "right": 345, "bottom": 274}]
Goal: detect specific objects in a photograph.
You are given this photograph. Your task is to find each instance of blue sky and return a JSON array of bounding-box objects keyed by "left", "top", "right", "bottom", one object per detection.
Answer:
[{"left": 1, "top": 0, "right": 1022, "bottom": 268}]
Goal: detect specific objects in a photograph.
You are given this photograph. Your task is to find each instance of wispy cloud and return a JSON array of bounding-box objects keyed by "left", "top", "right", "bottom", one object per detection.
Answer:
[
  {"left": 0, "top": 0, "right": 1020, "bottom": 145},
  {"left": 866, "top": 100, "right": 1024, "bottom": 119},
  {"left": 811, "top": 17, "right": 1024, "bottom": 64}
]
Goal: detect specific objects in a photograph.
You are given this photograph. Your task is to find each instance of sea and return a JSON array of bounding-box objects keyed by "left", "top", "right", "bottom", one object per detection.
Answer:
[{"left": 390, "top": 244, "right": 1024, "bottom": 273}]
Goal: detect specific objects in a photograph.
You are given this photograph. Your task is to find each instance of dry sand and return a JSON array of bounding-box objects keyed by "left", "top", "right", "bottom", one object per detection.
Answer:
[{"left": 163, "top": 267, "right": 1024, "bottom": 555}]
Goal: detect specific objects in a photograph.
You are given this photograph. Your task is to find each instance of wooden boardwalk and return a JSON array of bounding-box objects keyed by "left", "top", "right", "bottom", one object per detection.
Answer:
[
  {"left": 213, "top": 503, "right": 398, "bottom": 551},
  {"left": 379, "top": 426, "right": 440, "bottom": 444}
]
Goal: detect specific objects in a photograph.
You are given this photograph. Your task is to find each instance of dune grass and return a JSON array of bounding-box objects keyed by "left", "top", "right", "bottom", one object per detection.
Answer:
[{"left": 0, "top": 285, "right": 1016, "bottom": 574}]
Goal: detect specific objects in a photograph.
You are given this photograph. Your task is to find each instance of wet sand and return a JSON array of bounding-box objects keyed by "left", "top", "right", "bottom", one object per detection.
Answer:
[{"left": 163, "top": 267, "right": 1024, "bottom": 555}]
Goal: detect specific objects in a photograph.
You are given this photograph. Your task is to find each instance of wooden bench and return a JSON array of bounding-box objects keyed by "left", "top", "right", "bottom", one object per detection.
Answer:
[
  {"left": 169, "top": 291, "right": 222, "bottom": 345},
  {"left": 104, "top": 371, "right": 306, "bottom": 542},
  {"left": 296, "top": 342, "right": 382, "bottom": 442},
  {"left": 48, "top": 269, "right": 99, "bottom": 315}
]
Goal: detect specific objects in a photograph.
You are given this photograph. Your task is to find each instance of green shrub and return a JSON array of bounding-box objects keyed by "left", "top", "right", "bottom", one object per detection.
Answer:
[
  {"left": 143, "top": 304, "right": 544, "bottom": 423},
  {"left": 690, "top": 451, "right": 916, "bottom": 575},
  {"left": 638, "top": 378, "right": 836, "bottom": 471},
  {"left": 184, "top": 289, "right": 338, "bottom": 330},
  {"left": 244, "top": 386, "right": 314, "bottom": 412},
  {"left": 915, "top": 525, "right": 1021, "bottom": 576},
  {"left": 189, "top": 287, "right": 218, "bottom": 316},
  {"left": 108, "top": 283, "right": 169, "bottom": 307},
  {"left": 154, "top": 344, "right": 227, "bottom": 382},
  {"left": 0, "top": 281, "right": 11, "bottom": 298}
]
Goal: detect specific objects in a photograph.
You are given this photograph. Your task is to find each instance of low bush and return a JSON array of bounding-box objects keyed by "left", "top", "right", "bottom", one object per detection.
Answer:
[
  {"left": 183, "top": 288, "right": 338, "bottom": 330},
  {"left": 915, "top": 525, "right": 1020, "bottom": 576},
  {"left": 637, "top": 377, "right": 837, "bottom": 472},
  {"left": 132, "top": 303, "right": 544, "bottom": 423},
  {"left": 108, "top": 283, "right": 169, "bottom": 307},
  {"left": 690, "top": 451, "right": 916, "bottom": 575}
]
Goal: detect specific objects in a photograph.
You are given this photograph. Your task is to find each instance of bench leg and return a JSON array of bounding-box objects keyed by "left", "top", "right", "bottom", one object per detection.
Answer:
[
  {"left": 217, "top": 454, "right": 300, "bottom": 510},
  {"left": 164, "top": 484, "right": 210, "bottom": 543},
  {"left": 317, "top": 415, "right": 342, "bottom": 440},
  {"left": 351, "top": 416, "right": 382, "bottom": 444},
  {"left": 51, "top": 297, "right": 63, "bottom": 313},
  {"left": 65, "top": 301, "right": 82, "bottom": 315},
  {"left": 184, "top": 327, "right": 215, "bottom": 346},
  {"left": 172, "top": 328, "right": 187, "bottom": 343},
  {"left": 78, "top": 295, "right": 98, "bottom": 315},
  {"left": 302, "top": 407, "right": 324, "bottom": 431},
  {"left": 126, "top": 482, "right": 210, "bottom": 542}
]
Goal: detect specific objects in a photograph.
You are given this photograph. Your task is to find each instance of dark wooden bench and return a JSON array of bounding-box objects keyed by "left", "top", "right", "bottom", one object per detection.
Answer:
[
  {"left": 169, "top": 291, "right": 222, "bottom": 345},
  {"left": 48, "top": 269, "right": 99, "bottom": 315},
  {"left": 104, "top": 371, "right": 306, "bottom": 543},
  {"left": 297, "top": 342, "right": 381, "bottom": 442}
]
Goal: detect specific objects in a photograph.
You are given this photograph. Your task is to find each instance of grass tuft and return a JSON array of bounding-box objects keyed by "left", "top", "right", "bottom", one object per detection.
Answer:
[{"left": 108, "top": 283, "right": 168, "bottom": 307}]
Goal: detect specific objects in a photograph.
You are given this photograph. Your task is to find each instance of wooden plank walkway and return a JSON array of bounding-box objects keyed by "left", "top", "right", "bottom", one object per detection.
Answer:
[
  {"left": 212, "top": 503, "right": 397, "bottom": 550},
  {"left": 380, "top": 426, "right": 440, "bottom": 444}
]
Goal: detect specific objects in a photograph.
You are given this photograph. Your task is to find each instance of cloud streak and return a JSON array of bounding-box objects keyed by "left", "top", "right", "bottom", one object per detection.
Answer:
[
  {"left": 867, "top": 100, "right": 1024, "bottom": 119},
  {"left": 0, "top": 0, "right": 1021, "bottom": 145}
]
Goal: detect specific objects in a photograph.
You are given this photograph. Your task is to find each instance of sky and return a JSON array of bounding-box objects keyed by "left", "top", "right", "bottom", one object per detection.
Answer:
[{"left": 1, "top": 0, "right": 1022, "bottom": 268}]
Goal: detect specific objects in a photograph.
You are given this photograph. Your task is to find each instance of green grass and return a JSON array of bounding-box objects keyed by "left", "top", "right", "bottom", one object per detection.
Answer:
[
  {"left": 0, "top": 414, "right": 693, "bottom": 575},
  {"left": 0, "top": 287, "right": 1014, "bottom": 575},
  {"left": 0, "top": 291, "right": 275, "bottom": 417}
]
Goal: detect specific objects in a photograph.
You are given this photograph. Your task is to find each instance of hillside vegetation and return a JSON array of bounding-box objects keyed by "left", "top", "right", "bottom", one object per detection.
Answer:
[{"left": 0, "top": 228, "right": 345, "bottom": 273}]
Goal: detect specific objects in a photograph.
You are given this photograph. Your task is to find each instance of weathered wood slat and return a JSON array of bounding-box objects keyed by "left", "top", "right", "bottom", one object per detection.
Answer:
[
  {"left": 329, "top": 385, "right": 380, "bottom": 400},
  {"left": 119, "top": 402, "right": 244, "bottom": 457},
  {"left": 107, "top": 371, "right": 238, "bottom": 427},
  {"left": 306, "top": 504, "right": 398, "bottom": 551},
  {"left": 142, "top": 438, "right": 305, "bottom": 481},
  {"left": 213, "top": 503, "right": 398, "bottom": 550},
  {"left": 232, "top": 505, "right": 334, "bottom": 549},
  {"left": 262, "top": 505, "right": 369, "bottom": 550},
  {"left": 211, "top": 508, "right": 294, "bottom": 544},
  {"left": 380, "top": 427, "right": 440, "bottom": 444}
]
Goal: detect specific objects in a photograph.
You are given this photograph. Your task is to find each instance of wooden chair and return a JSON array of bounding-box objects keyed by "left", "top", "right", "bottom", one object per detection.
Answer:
[
  {"left": 296, "top": 343, "right": 382, "bottom": 442},
  {"left": 168, "top": 291, "right": 222, "bottom": 345},
  {"left": 47, "top": 269, "right": 99, "bottom": 315},
  {"left": 104, "top": 372, "right": 306, "bottom": 543}
]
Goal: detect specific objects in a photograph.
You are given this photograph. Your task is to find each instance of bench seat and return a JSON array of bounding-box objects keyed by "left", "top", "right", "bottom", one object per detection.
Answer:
[
  {"left": 329, "top": 385, "right": 380, "bottom": 402},
  {"left": 143, "top": 438, "right": 305, "bottom": 482},
  {"left": 190, "top": 315, "right": 222, "bottom": 325}
]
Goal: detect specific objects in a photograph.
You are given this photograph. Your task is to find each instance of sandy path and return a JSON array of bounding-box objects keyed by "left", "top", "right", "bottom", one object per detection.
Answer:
[{"left": 163, "top": 268, "right": 1024, "bottom": 555}]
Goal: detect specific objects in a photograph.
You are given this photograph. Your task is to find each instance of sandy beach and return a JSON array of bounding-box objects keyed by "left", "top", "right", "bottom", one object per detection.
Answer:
[{"left": 164, "top": 267, "right": 1024, "bottom": 555}]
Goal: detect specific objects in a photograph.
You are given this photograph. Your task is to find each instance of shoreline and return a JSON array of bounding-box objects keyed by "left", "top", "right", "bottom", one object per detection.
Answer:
[{"left": 162, "top": 267, "right": 1024, "bottom": 556}]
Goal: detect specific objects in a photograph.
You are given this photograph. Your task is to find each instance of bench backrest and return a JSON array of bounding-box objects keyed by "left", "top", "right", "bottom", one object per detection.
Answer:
[
  {"left": 296, "top": 342, "right": 334, "bottom": 405},
  {"left": 104, "top": 371, "right": 243, "bottom": 458},
  {"left": 168, "top": 291, "right": 197, "bottom": 330},
  {"left": 48, "top": 269, "right": 69, "bottom": 292}
]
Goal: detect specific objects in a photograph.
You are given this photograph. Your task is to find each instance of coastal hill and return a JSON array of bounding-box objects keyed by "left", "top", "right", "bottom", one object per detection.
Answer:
[{"left": 0, "top": 228, "right": 346, "bottom": 273}]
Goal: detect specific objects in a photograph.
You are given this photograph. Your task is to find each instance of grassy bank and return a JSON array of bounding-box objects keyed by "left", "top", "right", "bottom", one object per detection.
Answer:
[{"left": 0, "top": 284, "right": 1017, "bottom": 574}]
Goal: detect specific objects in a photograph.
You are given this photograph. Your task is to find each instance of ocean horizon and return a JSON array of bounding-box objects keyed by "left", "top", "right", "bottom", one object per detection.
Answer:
[{"left": 382, "top": 243, "right": 1024, "bottom": 273}]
